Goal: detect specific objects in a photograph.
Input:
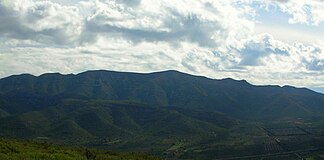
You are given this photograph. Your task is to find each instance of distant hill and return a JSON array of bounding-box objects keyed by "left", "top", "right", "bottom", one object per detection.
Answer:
[{"left": 0, "top": 70, "right": 324, "bottom": 159}]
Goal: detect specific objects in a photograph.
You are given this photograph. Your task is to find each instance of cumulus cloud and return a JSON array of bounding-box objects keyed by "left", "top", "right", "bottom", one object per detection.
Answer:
[
  {"left": 258, "top": 0, "right": 324, "bottom": 25},
  {"left": 0, "top": 0, "right": 82, "bottom": 45},
  {"left": 79, "top": 0, "right": 253, "bottom": 48},
  {"left": 237, "top": 34, "right": 290, "bottom": 66}
]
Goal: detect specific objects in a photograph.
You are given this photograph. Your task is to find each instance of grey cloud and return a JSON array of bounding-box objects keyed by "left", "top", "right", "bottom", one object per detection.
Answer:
[
  {"left": 238, "top": 34, "right": 289, "bottom": 66},
  {"left": 0, "top": 4, "right": 35, "bottom": 40},
  {"left": 0, "top": 1, "right": 81, "bottom": 45},
  {"left": 306, "top": 59, "right": 324, "bottom": 71},
  {"left": 83, "top": 10, "right": 221, "bottom": 47},
  {"left": 83, "top": 20, "right": 169, "bottom": 43},
  {"left": 296, "top": 44, "right": 324, "bottom": 71},
  {"left": 117, "top": 0, "right": 141, "bottom": 7},
  {"left": 0, "top": 0, "right": 232, "bottom": 48}
]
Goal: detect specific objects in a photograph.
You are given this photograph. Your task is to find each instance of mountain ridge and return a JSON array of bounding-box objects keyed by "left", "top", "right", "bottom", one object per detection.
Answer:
[
  {"left": 1, "top": 70, "right": 324, "bottom": 159},
  {"left": 1, "top": 69, "right": 319, "bottom": 94},
  {"left": 0, "top": 70, "right": 323, "bottom": 116}
]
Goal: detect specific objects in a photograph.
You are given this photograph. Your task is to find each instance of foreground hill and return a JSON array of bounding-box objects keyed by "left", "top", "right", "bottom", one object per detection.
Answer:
[
  {"left": 0, "top": 138, "right": 159, "bottom": 160},
  {"left": 0, "top": 99, "right": 233, "bottom": 153}
]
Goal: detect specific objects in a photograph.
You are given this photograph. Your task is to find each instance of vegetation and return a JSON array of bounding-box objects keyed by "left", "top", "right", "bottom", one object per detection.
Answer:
[
  {"left": 1, "top": 70, "right": 323, "bottom": 120},
  {"left": 0, "top": 138, "right": 159, "bottom": 160},
  {"left": 1, "top": 70, "right": 324, "bottom": 159}
]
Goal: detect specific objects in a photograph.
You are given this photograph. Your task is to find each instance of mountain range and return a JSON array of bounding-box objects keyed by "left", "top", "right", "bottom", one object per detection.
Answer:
[{"left": 0, "top": 70, "right": 324, "bottom": 159}]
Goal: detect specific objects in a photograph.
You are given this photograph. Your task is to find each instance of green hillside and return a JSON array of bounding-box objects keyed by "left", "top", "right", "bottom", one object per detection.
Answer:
[
  {"left": 0, "top": 100, "right": 231, "bottom": 152},
  {"left": 0, "top": 138, "right": 159, "bottom": 160},
  {"left": 1, "top": 70, "right": 323, "bottom": 120},
  {"left": 0, "top": 70, "right": 324, "bottom": 159}
]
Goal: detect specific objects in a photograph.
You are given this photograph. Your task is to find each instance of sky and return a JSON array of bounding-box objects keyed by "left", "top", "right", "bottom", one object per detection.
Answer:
[{"left": 0, "top": 0, "right": 323, "bottom": 93}]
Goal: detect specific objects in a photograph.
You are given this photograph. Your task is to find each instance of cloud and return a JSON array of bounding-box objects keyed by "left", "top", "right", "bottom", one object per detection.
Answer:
[
  {"left": 117, "top": 0, "right": 141, "bottom": 7},
  {"left": 84, "top": 12, "right": 220, "bottom": 47},
  {"left": 0, "top": 0, "right": 253, "bottom": 47},
  {"left": 260, "top": 0, "right": 324, "bottom": 25},
  {"left": 237, "top": 34, "right": 290, "bottom": 66},
  {"left": 0, "top": 0, "right": 82, "bottom": 45},
  {"left": 297, "top": 43, "right": 324, "bottom": 71},
  {"left": 79, "top": 0, "right": 253, "bottom": 48},
  {"left": 306, "top": 59, "right": 324, "bottom": 71},
  {"left": 230, "top": 34, "right": 324, "bottom": 74}
]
